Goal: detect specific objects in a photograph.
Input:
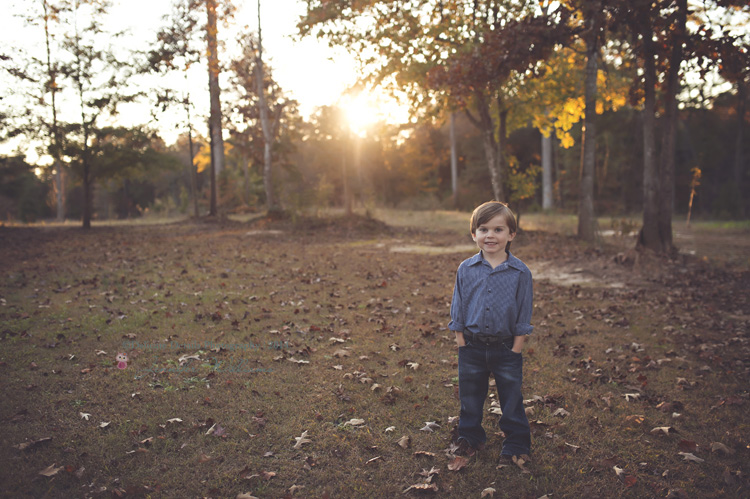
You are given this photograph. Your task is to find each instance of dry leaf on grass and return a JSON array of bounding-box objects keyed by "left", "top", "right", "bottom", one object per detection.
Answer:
[
  {"left": 397, "top": 435, "right": 411, "bottom": 449},
  {"left": 448, "top": 456, "right": 470, "bottom": 471},
  {"left": 613, "top": 465, "right": 637, "bottom": 487},
  {"left": 650, "top": 426, "right": 676, "bottom": 436},
  {"left": 420, "top": 421, "right": 440, "bottom": 432},
  {"left": 710, "top": 442, "right": 734, "bottom": 455},
  {"left": 678, "top": 452, "right": 704, "bottom": 463},
  {"left": 342, "top": 418, "right": 365, "bottom": 427},
  {"left": 14, "top": 437, "right": 52, "bottom": 451},
  {"left": 481, "top": 487, "right": 496, "bottom": 497},
  {"left": 293, "top": 430, "right": 311, "bottom": 449},
  {"left": 403, "top": 482, "right": 438, "bottom": 494},
  {"left": 38, "top": 463, "right": 63, "bottom": 477}
]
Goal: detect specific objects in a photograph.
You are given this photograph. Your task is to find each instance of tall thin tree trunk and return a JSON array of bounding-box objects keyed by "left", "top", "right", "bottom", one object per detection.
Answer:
[
  {"left": 255, "top": 0, "right": 279, "bottom": 213},
  {"left": 497, "top": 106, "right": 508, "bottom": 202},
  {"left": 187, "top": 121, "right": 199, "bottom": 218},
  {"left": 449, "top": 112, "right": 458, "bottom": 207},
  {"left": 577, "top": 2, "right": 600, "bottom": 243},
  {"left": 206, "top": 0, "right": 225, "bottom": 195},
  {"left": 733, "top": 82, "right": 746, "bottom": 218},
  {"left": 638, "top": 14, "right": 661, "bottom": 251},
  {"left": 542, "top": 129, "right": 553, "bottom": 210},
  {"left": 208, "top": 121, "right": 217, "bottom": 215},
  {"left": 43, "top": 0, "right": 65, "bottom": 221},
  {"left": 341, "top": 134, "right": 351, "bottom": 216}
]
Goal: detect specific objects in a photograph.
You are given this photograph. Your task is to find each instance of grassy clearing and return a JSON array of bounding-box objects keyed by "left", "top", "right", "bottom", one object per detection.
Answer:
[{"left": 0, "top": 214, "right": 748, "bottom": 498}]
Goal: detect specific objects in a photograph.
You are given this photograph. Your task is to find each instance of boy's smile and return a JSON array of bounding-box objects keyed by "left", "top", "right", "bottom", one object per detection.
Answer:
[{"left": 472, "top": 213, "right": 516, "bottom": 262}]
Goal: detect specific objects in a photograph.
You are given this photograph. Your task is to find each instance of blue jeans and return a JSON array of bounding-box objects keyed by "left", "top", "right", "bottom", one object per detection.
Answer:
[{"left": 457, "top": 339, "right": 531, "bottom": 456}]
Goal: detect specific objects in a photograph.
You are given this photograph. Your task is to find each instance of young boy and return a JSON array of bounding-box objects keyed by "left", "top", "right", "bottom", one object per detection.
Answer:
[{"left": 449, "top": 201, "right": 533, "bottom": 463}]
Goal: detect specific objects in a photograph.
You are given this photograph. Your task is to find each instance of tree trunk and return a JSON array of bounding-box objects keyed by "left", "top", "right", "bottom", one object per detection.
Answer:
[
  {"left": 638, "top": 13, "right": 661, "bottom": 251},
  {"left": 733, "top": 82, "right": 746, "bottom": 218},
  {"left": 208, "top": 121, "right": 217, "bottom": 215},
  {"left": 449, "top": 112, "right": 458, "bottom": 207},
  {"left": 656, "top": 0, "right": 686, "bottom": 255},
  {"left": 577, "top": 3, "right": 600, "bottom": 243},
  {"left": 256, "top": 0, "right": 280, "bottom": 213},
  {"left": 43, "top": 0, "right": 65, "bottom": 222},
  {"left": 341, "top": 134, "right": 351, "bottom": 216},
  {"left": 187, "top": 121, "right": 199, "bottom": 218},
  {"left": 542, "top": 129, "right": 553, "bottom": 210},
  {"left": 206, "top": 0, "right": 225, "bottom": 183},
  {"left": 464, "top": 89, "right": 505, "bottom": 202},
  {"left": 82, "top": 160, "right": 92, "bottom": 229}
]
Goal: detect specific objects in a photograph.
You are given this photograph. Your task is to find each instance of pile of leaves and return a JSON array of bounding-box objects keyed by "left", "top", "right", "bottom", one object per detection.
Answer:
[{"left": 0, "top": 217, "right": 747, "bottom": 498}]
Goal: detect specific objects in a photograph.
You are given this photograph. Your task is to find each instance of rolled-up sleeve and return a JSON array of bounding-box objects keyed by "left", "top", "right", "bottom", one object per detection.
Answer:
[{"left": 514, "top": 269, "right": 534, "bottom": 335}]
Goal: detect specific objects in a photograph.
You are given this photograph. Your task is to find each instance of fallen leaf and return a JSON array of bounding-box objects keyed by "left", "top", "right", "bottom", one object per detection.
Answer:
[
  {"left": 14, "top": 437, "right": 52, "bottom": 451},
  {"left": 710, "top": 442, "right": 734, "bottom": 455},
  {"left": 420, "top": 421, "right": 440, "bottom": 432},
  {"left": 513, "top": 454, "right": 531, "bottom": 474},
  {"left": 448, "top": 456, "right": 469, "bottom": 471},
  {"left": 288, "top": 484, "right": 305, "bottom": 495},
  {"left": 414, "top": 451, "right": 436, "bottom": 458},
  {"left": 678, "top": 439, "right": 698, "bottom": 452},
  {"left": 623, "top": 393, "right": 641, "bottom": 402},
  {"left": 397, "top": 435, "right": 411, "bottom": 449},
  {"left": 678, "top": 452, "right": 704, "bottom": 463},
  {"left": 365, "top": 456, "right": 382, "bottom": 465},
  {"left": 99, "top": 421, "right": 111, "bottom": 429},
  {"left": 403, "top": 483, "right": 438, "bottom": 494},
  {"left": 481, "top": 488, "right": 496, "bottom": 498},
  {"left": 236, "top": 494, "right": 259, "bottom": 499},
  {"left": 38, "top": 463, "right": 63, "bottom": 477},
  {"left": 342, "top": 418, "right": 365, "bottom": 427},
  {"left": 287, "top": 357, "right": 310, "bottom": 364},
  {"left": 419, "top": 466, "right": 440, "bottom": 478},
  {"left": 167, "top": 418, "right": 183, "bottom": 424},
  {"left": 79, "top": 412, "right": 91, "bottom": 420},
  {"left": 293, "top": 430, "right": 311, "bottom": 449},
  {"left": 650, "top": 426, "right": 676, "bottom": 436},
  {"left": 553, "top": 408, "right": 570, "bottom": 418},
  {"left": 384, "top": 426, "right": 396, "bottom": 433}
]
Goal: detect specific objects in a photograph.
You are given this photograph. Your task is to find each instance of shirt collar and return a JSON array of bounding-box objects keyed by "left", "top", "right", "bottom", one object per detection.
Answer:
[{"left": 468, "top": 251, "right": 524, "bottom": 271}]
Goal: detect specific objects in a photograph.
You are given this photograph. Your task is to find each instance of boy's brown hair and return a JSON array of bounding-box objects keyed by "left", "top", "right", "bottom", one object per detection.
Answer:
[{"left": 470, "top": 201, "right": 518, "bottom": 252}]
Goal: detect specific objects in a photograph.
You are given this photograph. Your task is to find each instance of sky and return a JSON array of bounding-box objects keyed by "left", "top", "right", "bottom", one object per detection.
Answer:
[{"left": 2, "top": 0, "right": 401, "bottom": 162}]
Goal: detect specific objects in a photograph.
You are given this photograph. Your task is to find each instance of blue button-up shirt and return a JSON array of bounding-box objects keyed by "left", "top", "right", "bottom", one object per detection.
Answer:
[{"left": 448, "top": 251, "right": 534, "bottom": 338}]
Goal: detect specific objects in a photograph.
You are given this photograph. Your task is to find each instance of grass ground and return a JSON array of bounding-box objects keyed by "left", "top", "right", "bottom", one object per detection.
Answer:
[{"left": 0, "top": 211, "right": 748, "bottom": 498}]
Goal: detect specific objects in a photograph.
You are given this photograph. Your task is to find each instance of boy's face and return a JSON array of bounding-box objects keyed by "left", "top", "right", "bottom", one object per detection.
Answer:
[{"left": 472, "top": 213, "right": 515, "bottom": 258}]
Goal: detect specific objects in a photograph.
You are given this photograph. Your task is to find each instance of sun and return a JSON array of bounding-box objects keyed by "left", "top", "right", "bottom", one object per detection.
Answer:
[{"left": 343, "top": 90, "right": 410, "bottom": 137}]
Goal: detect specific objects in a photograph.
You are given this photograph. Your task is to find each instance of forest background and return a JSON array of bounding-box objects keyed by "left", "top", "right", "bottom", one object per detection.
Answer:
[{"left": 1, "top": 0, "right": 748, "bottom": 246}]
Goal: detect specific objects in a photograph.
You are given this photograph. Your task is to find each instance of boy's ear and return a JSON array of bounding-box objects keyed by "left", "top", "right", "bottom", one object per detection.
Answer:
[{"left": 508, "top": 231, "right": 516, "bottom": 241}]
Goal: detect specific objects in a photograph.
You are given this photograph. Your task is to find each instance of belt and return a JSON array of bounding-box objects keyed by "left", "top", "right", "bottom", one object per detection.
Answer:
[{"left": 463, "top": 332, "right": 514, "bottom": 348}]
